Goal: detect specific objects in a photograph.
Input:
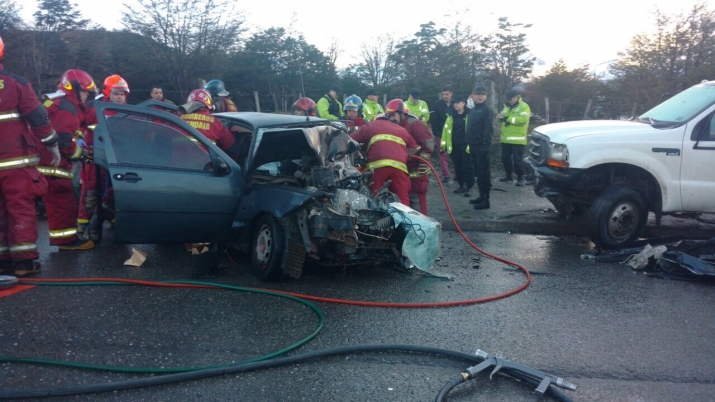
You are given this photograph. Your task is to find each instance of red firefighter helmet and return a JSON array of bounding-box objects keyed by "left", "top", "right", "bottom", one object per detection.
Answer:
[
  {"left": 187, "top": 89, "right": 213, "bottom": 109},
  {"left": 293, "top": 97, "right": 316, "bottom": 116},
  {"left": 385, "top": 99, "right": 408, "bottom": 115},
  {"left": 0, "top": 35, "right": 4, "bottom": 58},
  {"left": 58, "top": 69, "right": 97, "bottom": 94},
  {"left": 102, "top": 75, "right": 130, "bottom": 97}
]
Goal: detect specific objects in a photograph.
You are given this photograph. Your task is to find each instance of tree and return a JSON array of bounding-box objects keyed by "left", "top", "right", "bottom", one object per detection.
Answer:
[
  {"left": 122, "top": 0, "right": 245, "bottom": 99},
  {"left": 610, "top": 3, "right": 715, "bottom": 110},
  {"left": 34, "top": 0, "right": 89, "bottom": 32},
  {"left": 527, "top": 60, "right": 604, "bottom": 121},
  {"left": 356, "top": 37, "right": 399, "bottom": 91},
  {"left": 391, "top": 22, "right": 448, "bottom": 97},
  {"left": 232, "top": 27, "right": 337, "bottom": 112},
  {"left": 0, "top": 1, "right": 24, "bottom": 31},
  {"left": 479, "top": 17, "right": 535, "bottom": 106}
]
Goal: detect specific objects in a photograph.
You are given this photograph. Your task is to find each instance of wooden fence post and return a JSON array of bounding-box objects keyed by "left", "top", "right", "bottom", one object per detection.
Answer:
[
  {"left": 631, "top": 103, "right": 638, "bottom": 119},
  {"left": 583, "top": 99, "right": 593, "bottom": 120},
  {"left": 254, "top": 91, "right": 261, "bottom": 112},
  {"left": 544, "top": 97, "right": 550, "bottom": 124}
]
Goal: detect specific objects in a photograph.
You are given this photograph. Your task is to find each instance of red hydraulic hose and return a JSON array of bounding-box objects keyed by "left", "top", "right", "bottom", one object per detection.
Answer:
[{"left": 24, "top": 156, "right": 531, "bottom": 308}]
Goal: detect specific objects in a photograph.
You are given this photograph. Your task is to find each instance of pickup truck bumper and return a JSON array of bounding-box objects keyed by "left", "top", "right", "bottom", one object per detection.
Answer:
[{"left": 529, "top": 163, "right": 585, "bottom": 199}]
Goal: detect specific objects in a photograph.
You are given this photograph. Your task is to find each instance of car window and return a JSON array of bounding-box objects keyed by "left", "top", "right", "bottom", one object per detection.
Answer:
[{"left": 104, "top": 111, "right": 212, "bottom": 171}]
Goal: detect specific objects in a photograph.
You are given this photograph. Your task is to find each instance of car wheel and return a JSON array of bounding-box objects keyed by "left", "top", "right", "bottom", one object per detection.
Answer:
[
  {"left": 587, "top": 184, "right": 648, "bottom": 249},
  {"left": 250, "top": 214, "right": 286, "bottom": 281}
]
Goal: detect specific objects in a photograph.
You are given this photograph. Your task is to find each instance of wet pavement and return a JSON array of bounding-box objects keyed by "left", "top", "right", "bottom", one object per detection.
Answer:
[
  {"left": 424, "top": 175, "right": 715, "bottom": 239},
  {"left": 1, "top": 221, "right": 714, "bottom": 401}
]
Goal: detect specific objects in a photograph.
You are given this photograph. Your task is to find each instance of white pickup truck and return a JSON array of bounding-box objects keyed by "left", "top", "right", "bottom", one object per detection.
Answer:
[{"left": 527, "top": 80, "right": 715, "bottom": 248}]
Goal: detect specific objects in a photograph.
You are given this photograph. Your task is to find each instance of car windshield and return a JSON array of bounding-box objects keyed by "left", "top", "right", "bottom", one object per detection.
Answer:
[{"left": 640, "top": 83, "right": 715, "bottom": 123}]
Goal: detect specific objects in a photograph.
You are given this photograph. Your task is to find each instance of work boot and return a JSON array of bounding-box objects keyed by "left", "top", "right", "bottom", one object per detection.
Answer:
[
  {"left": 516, "top": 177, "right": 525, "bottom": 186},
  {"left": 463, "top": 187, "right": 473, "bottom": 197},
  {"left": 14, "top": 260, "right": 41, "bottom": 277},
  {"left": 453, "top": 185, "right": 466, "bottom": 194},
  {"left": 58, "top": 239, "right": 95, "bottom": 251},
  {"left": 473, "top": 192, "right": 490, "bottom": 210},
  {"left": 498, "top": 176, "right": 513, "bottom": 183},
  {"left": 469, "top": 194, "right": 485, "bottom": 205},
  {"left": 440, "top": 176, "right": 451, "bottom": 184}
]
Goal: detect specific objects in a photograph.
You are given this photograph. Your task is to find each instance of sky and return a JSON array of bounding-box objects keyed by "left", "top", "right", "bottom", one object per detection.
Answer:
[{"left": 19, "top": 0, "right": 706, "bottom": 76}]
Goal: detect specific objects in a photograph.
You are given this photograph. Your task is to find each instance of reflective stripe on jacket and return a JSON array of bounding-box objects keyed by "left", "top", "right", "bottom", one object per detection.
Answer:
[
  {"left": 405, "top": 99, "right": 430, "bottom": 126},
  {"left": 362, "top": 99, "right": 384, "bottom": 122},
  {"left": 499, "top": 98, "right": 531, "bottom": 145},
  {"left": 349, "top": 119, "right": 418, "bottom": 175}
]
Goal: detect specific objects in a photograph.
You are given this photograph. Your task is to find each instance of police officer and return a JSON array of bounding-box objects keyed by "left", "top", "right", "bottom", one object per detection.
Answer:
[
  {"left": 0, "top": 35, "right": 60, "bottom": 277},
  {"left": 362, "top": 87, "right": 384, "bottom": 122},
  {"left": 497, "top": 89, "right": 531, "bottom": 186},
  {"left": 466, "top": 86, "right": 495, "bottom": 210},
  {"left": 316, "top": 85, "right": 344, "bottom": 120}
]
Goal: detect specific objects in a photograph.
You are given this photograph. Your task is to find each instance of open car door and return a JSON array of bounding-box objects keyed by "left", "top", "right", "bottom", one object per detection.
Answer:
[{"left": 92, "top": 102, "right": 243, "bottom": 244}]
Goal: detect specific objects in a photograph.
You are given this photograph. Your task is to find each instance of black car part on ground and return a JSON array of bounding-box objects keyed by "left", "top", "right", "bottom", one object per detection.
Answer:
[{"left": 0, "top": 345, "right": 573, "bottom": 402}]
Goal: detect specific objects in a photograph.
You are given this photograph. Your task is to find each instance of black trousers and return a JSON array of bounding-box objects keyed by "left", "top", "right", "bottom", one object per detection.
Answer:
[
  {"left": 501, "top": 143, "right": 525, "bottom": 179},
  {"left": 469, "top": 146, "right": 492, "bottom": 193},
  {"left": 451, "top": 143, "right": 474, "bottom": 188}
]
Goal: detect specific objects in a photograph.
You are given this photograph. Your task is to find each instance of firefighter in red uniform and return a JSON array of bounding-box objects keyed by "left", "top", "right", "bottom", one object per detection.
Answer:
[
  {"left": 385, "top": 99, "right": 434, "bottom": 215},
  {"left": 292, "top": 97, "right": 316, "bottom": 116},
  {"left": 78, "top": 74, "right": 127, "bottom": 241},
  {"left": 349, "top": 110, "right": 418, "bottom": 206},
  {"left": 0, "top": 35, "right": 61, "bottom": 277},
  {"left": 343, "top": 95, "right": 364, "bottom": 132},
  {"left": 179, "top": 89, "right": 235, "bottom": 152},
  {"left": 38, "top": 69, "right": 95, "bottom": 250}
]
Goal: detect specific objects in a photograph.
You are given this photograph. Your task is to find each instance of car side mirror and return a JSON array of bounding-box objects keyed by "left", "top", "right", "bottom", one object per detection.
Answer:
[{"left": 213, "top": 157, "right": 231, "bottom": 176}]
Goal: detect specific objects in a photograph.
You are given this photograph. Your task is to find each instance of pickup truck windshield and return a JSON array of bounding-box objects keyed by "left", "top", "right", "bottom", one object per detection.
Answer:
[{"left": 640, "top": 83, "right": 715, "bottom": 123}]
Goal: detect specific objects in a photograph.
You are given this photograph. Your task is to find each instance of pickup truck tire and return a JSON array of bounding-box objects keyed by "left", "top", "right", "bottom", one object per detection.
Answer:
[
  {"left": 587, "top": 185, "right": 648, "bottom": 249},
  {"left": 250, "top": 214, "right": 286, "bottom": 281}
]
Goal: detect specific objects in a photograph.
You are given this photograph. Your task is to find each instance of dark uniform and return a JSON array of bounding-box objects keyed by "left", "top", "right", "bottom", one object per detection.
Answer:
[{"left": 466, "top": 101, "right": 495, "bottom": 208}]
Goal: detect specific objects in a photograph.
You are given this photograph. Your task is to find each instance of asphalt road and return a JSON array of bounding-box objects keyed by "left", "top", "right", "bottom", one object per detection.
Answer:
[{"left": 1, "top": 223, "right": 714, "bottom": 401}]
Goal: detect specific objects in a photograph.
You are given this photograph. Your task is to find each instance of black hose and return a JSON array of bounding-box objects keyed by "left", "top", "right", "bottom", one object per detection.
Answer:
[
  {"left": 0, "top": 344, "right": 572, "bottom": 401},
  {"left": 435, "top": 375, "right": 466, "bottom": 402}
]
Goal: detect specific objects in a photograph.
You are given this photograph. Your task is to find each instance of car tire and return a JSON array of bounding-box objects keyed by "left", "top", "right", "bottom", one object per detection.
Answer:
[
  {"left": 249, "top": 214, "right": 286, "bottom": 281},
  {"left": 587, "top": 184, "right": 648, "bottom": 249}
]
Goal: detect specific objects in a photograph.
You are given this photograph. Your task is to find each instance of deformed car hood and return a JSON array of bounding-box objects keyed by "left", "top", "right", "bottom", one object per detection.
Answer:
[{"left": 246, "top": 125, "right": 359, "bottom": 175}]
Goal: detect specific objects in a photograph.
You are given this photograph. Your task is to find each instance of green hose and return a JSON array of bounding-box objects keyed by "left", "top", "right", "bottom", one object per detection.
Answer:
[{"left": 1, "top": 279, "right": 324, "bottom": 374}]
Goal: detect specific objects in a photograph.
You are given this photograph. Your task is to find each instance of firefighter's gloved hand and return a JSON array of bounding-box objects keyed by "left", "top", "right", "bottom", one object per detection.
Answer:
[
  {"left": 77, "top": 138, "right": 87, "bottom": 148},
  {"left": 80, "top": 148, "right": 94, "bottom": 162},
  {"left": 47, "top": 144, "right": 61, "bottom": 167}
]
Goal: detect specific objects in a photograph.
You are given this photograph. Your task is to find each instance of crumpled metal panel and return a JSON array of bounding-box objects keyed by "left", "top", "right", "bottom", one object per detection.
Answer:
[
  {"left": 333, "top": 189, "right": 370, "bottom": 216},
  {"left": 387, "top": 202, "right": 447, "bottom": 278}
]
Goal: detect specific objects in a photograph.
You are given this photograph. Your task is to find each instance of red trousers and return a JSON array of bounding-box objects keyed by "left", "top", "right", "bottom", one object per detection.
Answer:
[
  {"left": 0, "top": 167, "right": 47, "bottom": 262},
  {"left": 408, "top": 175, "right": 429, "bottom": 215},
  {"left": 370, "top": 167, "right": 411, "bottom": 206},
  {"left": 43, "top": 176, "right": 79, "bottom": 246}
]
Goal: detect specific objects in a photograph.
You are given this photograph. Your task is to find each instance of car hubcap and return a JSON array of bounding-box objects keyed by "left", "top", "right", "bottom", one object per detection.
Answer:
[
  {"left": 608, "top": 201, "right": 639, "bottom": 240},
  {"left": 255, "top": 224, "right": 272, "bottom": 266}
]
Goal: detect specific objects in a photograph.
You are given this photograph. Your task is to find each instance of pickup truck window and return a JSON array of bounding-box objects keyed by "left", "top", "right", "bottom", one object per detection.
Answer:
[{"left": 641, "top": 83, "right": 715, "bottom": 123}]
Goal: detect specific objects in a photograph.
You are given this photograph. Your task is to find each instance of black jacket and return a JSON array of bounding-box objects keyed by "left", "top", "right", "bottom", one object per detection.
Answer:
[
  {"left": 430, "top": 99, "right": 453, "bottom": 136},
  {"left": 465, "top": 102, "right": 494, "bottom": 151}
]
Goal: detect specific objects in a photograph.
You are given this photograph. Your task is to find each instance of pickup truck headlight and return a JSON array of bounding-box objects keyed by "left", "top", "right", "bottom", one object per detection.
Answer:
[{"left": 547, "top": 143, "right": 569, "bottom": 168}]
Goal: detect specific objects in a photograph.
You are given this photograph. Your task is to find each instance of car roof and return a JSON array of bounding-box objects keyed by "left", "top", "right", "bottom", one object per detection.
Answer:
[{"left": 215, "top": 111, "right": 328, "bottom": 129}]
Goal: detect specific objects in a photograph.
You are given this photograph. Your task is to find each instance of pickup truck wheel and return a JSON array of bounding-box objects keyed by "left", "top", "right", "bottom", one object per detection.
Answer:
[
  {"left": 250, "top": 214, "right": 286, "bottom": 281},
  {"left": 587, "top": 185, "right": 647, "bottom": 249}
]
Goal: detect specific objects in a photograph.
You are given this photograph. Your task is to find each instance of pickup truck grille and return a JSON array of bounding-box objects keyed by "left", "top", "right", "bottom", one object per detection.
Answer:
[{"left": 528, "top": 132, "right": 549, "bottom": 166}]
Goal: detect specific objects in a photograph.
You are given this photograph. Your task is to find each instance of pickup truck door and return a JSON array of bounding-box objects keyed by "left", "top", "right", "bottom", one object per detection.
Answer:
[
  {"left": 680, "top": 109, "right": 715, "bottom": 212},
  {"left": 92, "top": 103, "right": 243, "bottom": 244}
]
